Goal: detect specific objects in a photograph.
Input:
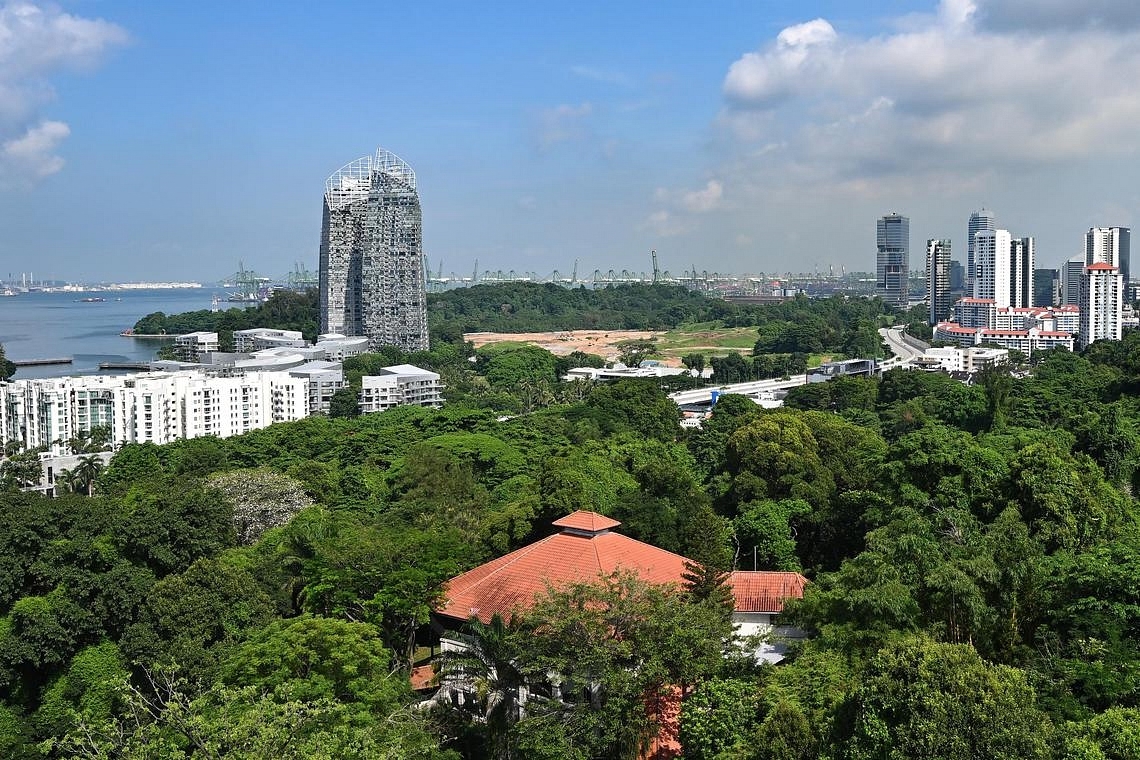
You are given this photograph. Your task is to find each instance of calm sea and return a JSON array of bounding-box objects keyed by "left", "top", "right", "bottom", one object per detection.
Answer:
[{"left": 0, "top": 288, "right": 242, "bottom": 380}]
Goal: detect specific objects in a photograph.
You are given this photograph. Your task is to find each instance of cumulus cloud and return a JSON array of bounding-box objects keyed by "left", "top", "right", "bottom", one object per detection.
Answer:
[
  {"left": 2, "top": 120, "right": 68, "bottom": 177},
  {"left": 718, "top": 0, "right": 1140, "bottom": 192},
  {"left": 644, "top": 179, "right": 724, "bottom": 236},
  {"left": 681, "top": 179, "right": 723, "bottom": 213},
  {"left": 0, "top": 1, "right": 127, "bottom": 184},
  {"left": 535, "top": 102, "right": 594, "bottom": 149}
]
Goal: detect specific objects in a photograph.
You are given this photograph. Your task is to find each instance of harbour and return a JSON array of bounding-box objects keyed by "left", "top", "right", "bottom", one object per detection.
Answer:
[{"left": 0, "top": 287, "right": 224, "bottom": 379}]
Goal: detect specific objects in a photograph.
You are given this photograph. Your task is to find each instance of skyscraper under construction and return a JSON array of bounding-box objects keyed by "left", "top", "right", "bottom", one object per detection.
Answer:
[{"left": 319, "top": 148, "right": 429, "bottom": 352}]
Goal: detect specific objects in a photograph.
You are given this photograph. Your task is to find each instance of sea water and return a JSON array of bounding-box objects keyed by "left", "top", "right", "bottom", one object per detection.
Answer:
[{"left": 0, "top": 289, "right": 239, "bottom": 379}]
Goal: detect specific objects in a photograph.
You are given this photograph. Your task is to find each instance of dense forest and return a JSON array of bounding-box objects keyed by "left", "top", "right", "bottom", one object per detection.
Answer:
[
  {"left": 131, "top": 284, "right": 893, "bottom": 359},
  {"left": 4, "top": 324, "right": 1140, "bottom": 756},
  {"left": 6, "top": 286, "right": 1136, "bottom": 757}
]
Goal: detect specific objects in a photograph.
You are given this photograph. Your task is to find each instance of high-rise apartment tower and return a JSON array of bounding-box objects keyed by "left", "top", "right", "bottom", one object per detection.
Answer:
[
  {"left": 926, "top": 239, "right": 952, "bottom": 325},
  {"left": 876, "top": 213, "right": 910, "bottom": 308},
  {"left": 319, "top": 148, "right": 429, "bottom": 352},
  {"left": 973, "top": 229, "right": 1034, "bottom": 307},
  {"left": 1086, "top": 227, "right": 1130, "bottom": 284},
  {"left": 967, "top": 208, "right": 996, "bottom": 290},
  {"left": 1079, "top": 263, "right": 1123, "bottom": 347}
]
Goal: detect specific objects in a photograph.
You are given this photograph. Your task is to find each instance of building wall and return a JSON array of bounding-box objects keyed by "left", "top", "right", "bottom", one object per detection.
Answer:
[
  {"left": 1080, "top": 265, "right": 1124, "bottom": 347},
  {"left": 0, "top": 371, "right": 309, "bottom": 456},
  {"left": 877, "top": 213, "right": 910, "bottom": 308},
  {"left": 319, "top": 149, "right": 429, "bottom": 352},
  {"left": 967, "top": 208, "right": 996, "bottom": 290},
  {"left": 926, "top": 239, "right": 952, "bottom": 325}
]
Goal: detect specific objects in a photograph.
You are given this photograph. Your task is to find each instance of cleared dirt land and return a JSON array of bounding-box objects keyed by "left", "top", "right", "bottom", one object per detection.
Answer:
[{"left": 465, "top": 324, "right": 761, "bottom": 366}]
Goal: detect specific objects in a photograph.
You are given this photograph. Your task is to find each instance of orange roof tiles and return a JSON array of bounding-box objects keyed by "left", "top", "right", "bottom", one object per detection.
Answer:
[
  {"left": 729, "top": 571, "right": 808, "bottom": 613},
  {"left": 436, "top": 516, "right": 808, "bottom": 625},
  {"left": 410, "top": 663, "right": 439, "bottom": 691},
  {"left": 1086, "top": 262, "right": 1117, "bottom": 271},
  {"left": 552, "top": 510, "right": 622, "bottom": 532}
]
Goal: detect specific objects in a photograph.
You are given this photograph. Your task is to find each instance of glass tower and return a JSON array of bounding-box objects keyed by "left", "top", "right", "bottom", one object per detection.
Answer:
[
  {"left": 877, "top": 213, "right": 910, "bottom": 309},
  {"left": 967, "top": 208, "right": 996, "bottom": 290}
]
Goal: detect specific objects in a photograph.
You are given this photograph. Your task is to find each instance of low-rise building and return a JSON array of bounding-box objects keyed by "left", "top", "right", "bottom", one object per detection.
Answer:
[
  {"left": 288, "top": 361, "right": 345, "bottom": 415},
  {"left": 233, "top": 328, "right": 307, "bottom": 352},
  {"left": 172, "top": 331, "right": 219, "bottom": 362},
  {"left": 359, "top": 365, "right": 443, "bottom": 413},
  {"left": 921, "top": 346, "right": 1009, "bottom": 373},
  {"left": 933, "top": 322, "right": 1075, "bottom": 353},
  {"left": 314, "top": 333, "right": 369, "bottom": 362}
]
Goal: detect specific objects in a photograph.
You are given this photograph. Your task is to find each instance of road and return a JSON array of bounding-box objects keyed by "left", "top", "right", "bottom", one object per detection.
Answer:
[
  {"left": 879, "top": 327, "right": 926, "bottom": 363},
  {"left": 669, "top": 375, "right": 808, "bottom": 407}
]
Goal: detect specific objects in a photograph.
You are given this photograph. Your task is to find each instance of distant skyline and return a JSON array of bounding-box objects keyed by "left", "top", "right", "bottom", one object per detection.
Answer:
[{"left": 3, "top": 0, "right": 1140, "bottom": 281}]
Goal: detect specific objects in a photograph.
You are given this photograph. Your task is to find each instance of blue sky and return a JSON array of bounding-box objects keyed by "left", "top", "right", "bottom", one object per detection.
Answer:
[{"left": 2, "top": 0, "right": 1139, "bottom": 282}]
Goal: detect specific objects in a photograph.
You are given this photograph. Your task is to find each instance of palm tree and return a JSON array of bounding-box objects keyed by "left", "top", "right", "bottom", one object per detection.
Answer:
[
  {"left": 441, "top": 614, "right": 525, "bottom": 760},
  {"left": 56, "top": 467, "right": 81, "bottom": 495},
  {"left": 75, "top": 454, "right": 104, "bottom": 496}
]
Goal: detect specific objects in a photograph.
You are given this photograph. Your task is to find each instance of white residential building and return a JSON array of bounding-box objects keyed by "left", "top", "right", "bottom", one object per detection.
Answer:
[
  {"left": 1079, "top": 262, "right": 1124, "bottom": 348},
  {"left": 0, "top": 370, "right": 309, "bottom": 456},
  {"left": 933, "top": 323, "right": 1075, "bottom": 353},
  {"left": 233, "top": 328, "right": 307, "bottom": 352},
  {"left": 359, "top": 365, "right": 442, "bottom": 413},
  {"left": 288, "top": 361, "right": 345, "bottom": 415},
  {"left": 314, "top": 333, "right": 370, "bottom": 362},
  {"left": 1086, "top": 226, "right": 1130, "bottom": 283},
  {"left": 921, "top": 346, "right": 1009, "bottom": 373},
  {"left": 973, "top": 230, "right": 1034, "bottom": 307},
  {"left": 173, "top": 332, "right": 219, "bottom": 362}
]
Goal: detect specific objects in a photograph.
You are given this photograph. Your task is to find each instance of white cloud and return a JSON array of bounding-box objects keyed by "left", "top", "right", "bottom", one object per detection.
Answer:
[
  {"left": 643, "top": 178, "right": 724, "bottom": 237},
  {"left": 535, "top": 102, "right": 594, "bottom": 149},
  {"left": 718, "top": 0, "right": 1140, "bottom": 190},
  {"left": 2, "top": 119, "right": 68, "bottom": 178},
  {"left": 0, "top": 1, "right": 127, "bottom": 184},
  {"left": 681, "top": 179, "right": 723, "bottom": 213}
]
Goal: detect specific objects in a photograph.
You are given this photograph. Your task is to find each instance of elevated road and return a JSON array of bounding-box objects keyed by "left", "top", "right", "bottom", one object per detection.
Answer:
[
  {"left": 669, "top": 375, "right": 808, "bottom": 407},
  {"left": 879, "top": 327, "right": 926, "bottom": 364}
]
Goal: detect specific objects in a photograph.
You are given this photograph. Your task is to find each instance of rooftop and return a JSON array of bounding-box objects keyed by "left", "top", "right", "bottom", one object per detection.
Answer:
[{"left": 436, "top": 510, "right": 807, "bottom": 624}]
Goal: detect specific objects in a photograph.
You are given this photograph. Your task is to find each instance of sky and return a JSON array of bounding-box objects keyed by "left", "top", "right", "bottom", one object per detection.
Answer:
[{"left": 2, "top": 0, "right": 1140, "bottom": 283}]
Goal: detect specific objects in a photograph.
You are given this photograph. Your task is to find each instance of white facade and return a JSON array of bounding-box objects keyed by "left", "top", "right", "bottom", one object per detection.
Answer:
[
  {"left": 359, "top": 364, "right": 443, "bottom": 413},
  {"left": 921, "top": 346, "right": 1009, "bottom": 373},
  {"left": 1086, "top": 226, "right": 1130, "bottom": 283},
  {"left": 314, "top": 334, "right": 370, "bottom": 362},
  {"left": 0, "top": 371, "right": 309, "bottom": 456},
  {"left": 933, "top": 323, "right": 1075, "bottom": 353},
  {"left": 173, "top": 332, "right": 219, "bottom": 362},
  {"left": 973, "top": 230, "right": 1033, "bottom": 308},
  {"left": 967, "top": 208, "right": 996, "bottom": 290},
  {"left": 1079, "top": 263, "right": 1124, "bottom": 348},
  {"left": 233, "top": 328, "right": 307, "bottom": 352}
]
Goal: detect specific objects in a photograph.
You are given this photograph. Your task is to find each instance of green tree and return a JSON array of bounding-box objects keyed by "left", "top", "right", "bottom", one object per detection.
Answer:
[
  {"left": 0, "top": 343, "right": 15, "bottom": 382},
  {"left": 328, "top": 388, "right": 360, "bottom": 419},
  {"left": 511, "top": 572, "right": 733, "bottom": 759},
  {"left": 834, "top": 637, "right": 1054, "bottom": 759},
  {"left": 440, "top": 614, "right": 525, "bottom": 760}
]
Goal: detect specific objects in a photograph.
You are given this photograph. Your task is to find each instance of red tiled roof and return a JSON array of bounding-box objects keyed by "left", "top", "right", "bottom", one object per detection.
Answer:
[
  {"left": 957, "top": 297, "right": 995, "bottom": 303},
  {"left": 437, "top": 527, "right": 691, "bottom": 624},
  {"left": 436, "top": 517, "right": 807, "bottom": 624},
  {"left": 729, "top": 571, "right": 808, "bottom": 613},
  {"left": 410, "top": 663, "right": 438, "bottom": 691},
  {"left": 1086, "top": 263, "right": 1118, "bottom": 271},
  {"left": 552, "top": 510, "right": 622, "bottom": 532}
]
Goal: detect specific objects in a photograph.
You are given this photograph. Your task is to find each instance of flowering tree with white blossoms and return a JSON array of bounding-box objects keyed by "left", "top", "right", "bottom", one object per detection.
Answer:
[{"left": 207, "top": 468, "right": 315, "bottom": 545}]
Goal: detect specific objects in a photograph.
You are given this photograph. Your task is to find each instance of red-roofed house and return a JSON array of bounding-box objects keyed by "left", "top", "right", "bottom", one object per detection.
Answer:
[{"left": 434, "top": 511, "right": 807, "bottom": 663}]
